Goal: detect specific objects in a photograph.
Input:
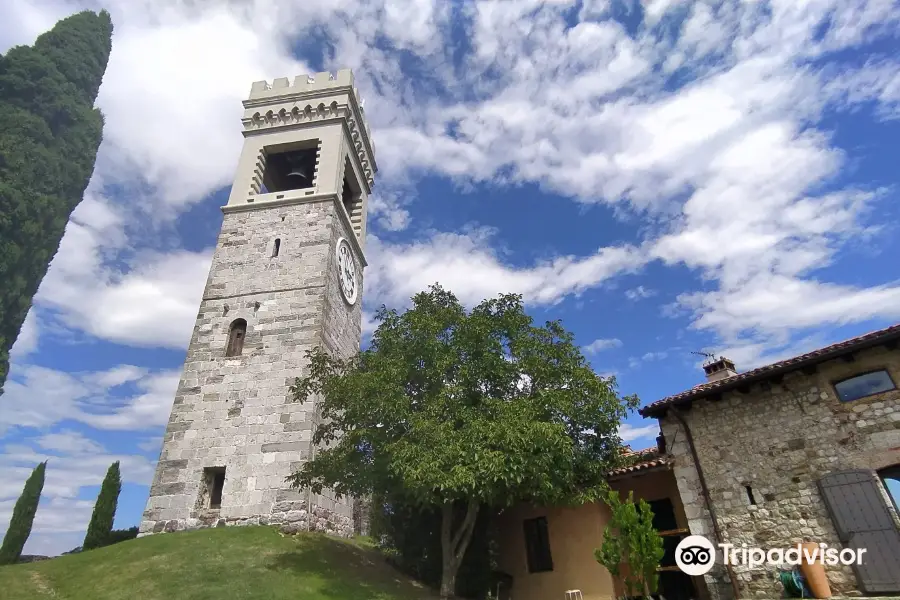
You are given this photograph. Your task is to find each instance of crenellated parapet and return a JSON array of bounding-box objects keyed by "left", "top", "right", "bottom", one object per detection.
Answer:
[{"left": 241, "top": 69, "right": 376, "bottom": 188}]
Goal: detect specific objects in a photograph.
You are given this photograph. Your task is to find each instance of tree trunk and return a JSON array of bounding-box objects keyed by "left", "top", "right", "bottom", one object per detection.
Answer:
[
  {"left": 439, "top": 564, "right": 457, "bottom": 599},
  {"left": 438, "top": 500, "right": 480, "bottom": 599}
]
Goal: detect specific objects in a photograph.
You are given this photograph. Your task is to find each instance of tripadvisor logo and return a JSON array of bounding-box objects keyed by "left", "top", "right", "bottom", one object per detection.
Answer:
[
  {"left": 675, "top": 535, "right": 867, "bottom": 576},
  {"left": 675, "top": 536, "right": 716, "bottom": 576}
]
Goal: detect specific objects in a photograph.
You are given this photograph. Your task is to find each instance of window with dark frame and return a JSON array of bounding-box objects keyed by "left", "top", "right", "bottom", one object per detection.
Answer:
[
  {"left": 225, "top": 319, "right": 247, "bottom": 357},
  {"left": 272, "top": 238, "right": 281, "bottom": 257},
  {"left": 833, "top": 369, "right": 896, "bottom": 402},
  {"left": 522, "top": 516, "right": 553, "bottom": 573}
]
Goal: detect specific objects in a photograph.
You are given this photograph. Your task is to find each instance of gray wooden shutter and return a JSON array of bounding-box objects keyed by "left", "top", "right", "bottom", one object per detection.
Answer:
[{"left": 818, "top": 469, "right": 900, "bottom": 594}]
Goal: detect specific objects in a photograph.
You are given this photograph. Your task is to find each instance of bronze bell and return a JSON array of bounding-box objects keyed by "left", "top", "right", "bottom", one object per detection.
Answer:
[{"left": 286, "top": 154, "right": 310, "bottom": 180}]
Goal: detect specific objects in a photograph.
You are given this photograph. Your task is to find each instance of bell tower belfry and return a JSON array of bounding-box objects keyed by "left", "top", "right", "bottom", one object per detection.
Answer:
[{"left": 139, "top": 70, "right": 377, "bottom": 536}]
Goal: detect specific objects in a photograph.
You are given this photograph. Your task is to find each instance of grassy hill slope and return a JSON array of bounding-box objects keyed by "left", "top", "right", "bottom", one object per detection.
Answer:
[{"left": 0, "top": 526, "right": 437, "bottom": 600}]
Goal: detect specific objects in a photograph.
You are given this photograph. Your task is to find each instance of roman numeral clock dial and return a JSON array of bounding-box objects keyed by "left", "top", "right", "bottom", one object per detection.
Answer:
[{"left": 337, "top": 238, "right": 358, "bottom": 305}]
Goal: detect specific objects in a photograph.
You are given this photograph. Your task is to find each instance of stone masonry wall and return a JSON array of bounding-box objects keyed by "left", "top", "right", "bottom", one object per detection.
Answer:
[
  {"left": 302, "top": 202, "right": 363, "bottom": 535},
  {"left": 661, "top": 345, "right": 900, "bottom": 599},
  {"left": 139, "top": 197, "right": 363, "bottom": 537}
]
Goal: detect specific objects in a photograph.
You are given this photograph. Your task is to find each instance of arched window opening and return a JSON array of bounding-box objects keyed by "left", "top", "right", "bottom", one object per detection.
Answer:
[
  {"left": 272, "top": 238, "right": 281, "bottom": 257},
  {"left": 226, "top": 318, "right": 247, "bottom": 357}
]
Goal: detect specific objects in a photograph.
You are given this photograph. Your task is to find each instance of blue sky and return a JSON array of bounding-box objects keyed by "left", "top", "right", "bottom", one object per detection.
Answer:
[{"left": 2, "top": 0, "right": 900, "bottom": 555}]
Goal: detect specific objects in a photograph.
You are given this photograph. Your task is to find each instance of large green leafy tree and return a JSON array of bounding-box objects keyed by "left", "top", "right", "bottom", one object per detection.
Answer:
[
  {"left": 0, "top": 461, "right": 47, "bottom": 565},
  {"left": 289, "top": 285, "right": 638, "bottom": 598},
  {"left": 0, "top": 10, "right": 113, "bottom": 393},
  {"left": 83, "top": 461, "right": 122, "bottom": 550}
]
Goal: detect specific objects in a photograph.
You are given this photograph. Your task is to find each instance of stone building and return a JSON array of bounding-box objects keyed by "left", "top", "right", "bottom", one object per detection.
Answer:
[
  {"left": 642, "top": 323, "right": 900, "bottom": 598},
  {"left": 495, "top": 323, "right": 900, "bottom": 599},
  {"left": 139, "top": 69, "right": 376, "bottom": 536}
]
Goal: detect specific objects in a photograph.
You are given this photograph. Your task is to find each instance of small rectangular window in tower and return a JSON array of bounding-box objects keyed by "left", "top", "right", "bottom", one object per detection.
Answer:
[
  {"left": 261, "top": 142, "right": 318, "bottom": 193},
  {"left": 203, "top": 467, "right": 226, "bottom": 509},
  {"left": 272, "top": 238, "right": 281, "bottom": 257}
]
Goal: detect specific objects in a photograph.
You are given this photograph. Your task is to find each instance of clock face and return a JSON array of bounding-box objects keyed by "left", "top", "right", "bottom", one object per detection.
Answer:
[{"left": 336, "top": 238, "right": 358, "bottom": 305}]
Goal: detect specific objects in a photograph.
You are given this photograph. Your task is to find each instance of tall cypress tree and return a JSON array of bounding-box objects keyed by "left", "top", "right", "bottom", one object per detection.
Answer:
[
  {"left": 83, "top": 461, "right": 122, "bottom": 550},
  {"left": 0, "top": 10, "right": 113, "bottom": 393},
  {"left": 0, "top": 461, "right": 47, "bottom": 565}
]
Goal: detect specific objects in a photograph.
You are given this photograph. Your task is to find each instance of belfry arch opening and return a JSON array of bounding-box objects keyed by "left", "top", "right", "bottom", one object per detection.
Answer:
[
  {"left": 340, "top": 157, "right": 363, "bottom": 239},
  {"left": 256, "top": 140, "right": 320, "bottom": 195},
  {"left": 225, "top": 318, "right": 247, "bottom": 357}
]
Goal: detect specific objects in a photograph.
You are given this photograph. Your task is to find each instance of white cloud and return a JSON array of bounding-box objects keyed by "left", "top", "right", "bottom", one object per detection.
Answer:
[
  {"left": 701, "top": 331, "right": 833, "bottom": 374},
  {"left": 380, "top": 0, "right": 450, "bottom": 52},
  {"left": 367, "top": 191, "right": 412, "bottom": 232},
  {"left": 80, "top": 370, "right": 180, "bottom": 430},
  {"left": 137, "top": 437, "right": 163, "bottom": 454},
  {"left": 583, "top": 338, "right": 623, "bottom": 354},
  {"left": 629, "top": 351, "right": 668, "bottom": 369},
  {"left": 679, "top": 275, "right": 900, "bottom": 343},
  {"left": 83, "top": 365, "right": 148, "bottom": 389},
  {"left": 625, "top": 286, "right": 656, "bottom": 301},
  {"left": 8, "top": 309, "right": 40, "bottom": 360},
  {"left": 1, "top": 364, "right": 179, "bottom": 434},
  {"left": 824, "top": 60, "right": 900, "bottom": 120},
  {"left": 0, "top": 0, "right": 71, "bottom": 51},
  {"left": 35, "top": 430, "right": 105, "bottom": 455},
  {"left": 365, "top": 229, "right": 646, "bottom": 309},
  {"left": 33, "top": 194, "right": 212, "bottom": 350},
  {"left": 619, "top": 423, "right": 659, "bottom": 445}
]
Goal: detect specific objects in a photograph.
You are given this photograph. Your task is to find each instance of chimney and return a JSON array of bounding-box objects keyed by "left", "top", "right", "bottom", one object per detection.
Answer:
[{"left": 703, "top": 357, "right": 737, "bottom": 382}]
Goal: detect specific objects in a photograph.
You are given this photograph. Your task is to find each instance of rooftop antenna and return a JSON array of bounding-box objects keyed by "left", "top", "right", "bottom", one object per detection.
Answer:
[{"left": 691, "top": 350, "right": 717, "bottom": 365}]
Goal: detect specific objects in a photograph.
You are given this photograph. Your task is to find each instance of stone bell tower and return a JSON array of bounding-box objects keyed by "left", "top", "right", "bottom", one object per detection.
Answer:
[{"left": 139, "top": 70, "right": 376, "bottom": 536}]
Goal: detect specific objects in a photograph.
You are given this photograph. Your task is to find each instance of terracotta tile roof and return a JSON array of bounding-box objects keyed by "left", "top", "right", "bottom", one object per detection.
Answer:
[
  {"left": 640, "top": 322, "right": 900, "bottom": 418},
  {"left": 620, "top": 446, "right": 656, "bottom": 458},
  {"left": 606, "top": 447, "right": 671, "bottom": 479}
]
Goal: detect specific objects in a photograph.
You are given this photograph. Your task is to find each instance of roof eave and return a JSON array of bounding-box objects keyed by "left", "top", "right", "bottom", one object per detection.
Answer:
[
  {"left": 639, "top": 327, "right": 900, "bottom": 419},
  {"left": 606, "top": 461, "right": 672, "bottom": 482}
]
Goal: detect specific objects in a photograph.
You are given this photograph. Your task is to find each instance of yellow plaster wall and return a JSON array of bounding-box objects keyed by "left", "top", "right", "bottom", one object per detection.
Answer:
[
  {"left": 495, "top": 501, "right": 616, "bottom": 600},
  {"left": 495, "top": 469, "right": 688, "bottom": 600}
]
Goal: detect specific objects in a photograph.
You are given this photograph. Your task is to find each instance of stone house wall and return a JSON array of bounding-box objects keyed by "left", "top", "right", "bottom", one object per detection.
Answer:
[{"left": 660, "top": 344, "right": 900, "bottom": 599}]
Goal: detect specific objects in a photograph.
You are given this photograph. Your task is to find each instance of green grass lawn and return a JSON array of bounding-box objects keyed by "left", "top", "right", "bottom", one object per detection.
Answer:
[{"left": 0, "top": 526, "right": 438, "bottom": 600}]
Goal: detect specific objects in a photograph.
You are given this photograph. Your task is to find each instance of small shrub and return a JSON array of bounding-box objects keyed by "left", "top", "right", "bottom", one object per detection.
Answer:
[{"left": 594, "top": 490, "right": 665, "bottom": 599}]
